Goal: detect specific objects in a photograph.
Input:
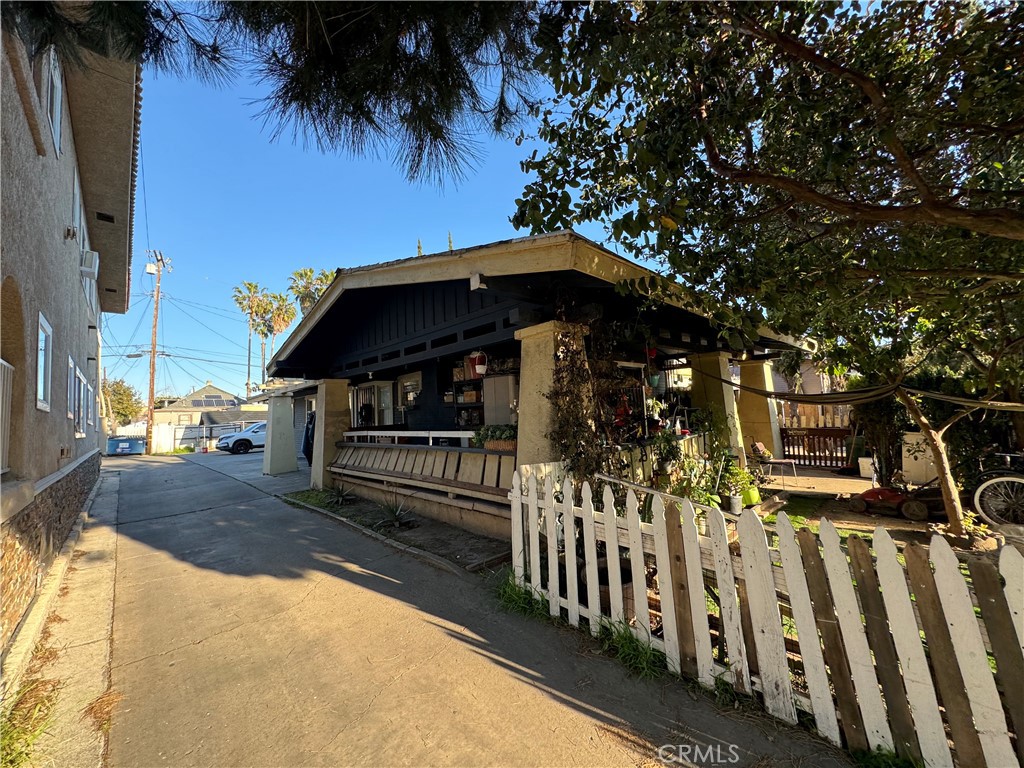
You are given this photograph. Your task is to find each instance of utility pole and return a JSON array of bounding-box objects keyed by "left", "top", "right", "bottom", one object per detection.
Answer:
[{"left": 144, "top": 250, "right": 168, "bottom": 455}]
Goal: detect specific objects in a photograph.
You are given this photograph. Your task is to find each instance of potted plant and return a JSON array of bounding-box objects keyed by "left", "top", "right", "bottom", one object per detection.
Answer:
[
  {"left": 719, "top": 464, "right": 759, "bottom": 515},
  {"left": 651, "top": 429, "right": 683, "bottom": 472},
  {"left": 472, "top": 424, "right": 517, "bottom": 452}
]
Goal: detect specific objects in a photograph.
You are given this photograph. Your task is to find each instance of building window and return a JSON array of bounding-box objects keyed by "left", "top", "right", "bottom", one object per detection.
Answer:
[
  {"left": 67, "top": 356, "right": 75, "bottom": 418},
  {"left": 46, "top": 50, "right": 62, "bottom": 153},
  {"left": 87, "top": 384, "right": 94, "bottom": 426},
  {"left": 177, "top": 414, "right": 192, "bottom": 425},
  {"left": 74, "top": 368, "right": 86, "bottom": 436},
  {"left": 37, "top": 313, "right": 52, "bottom": 411}
]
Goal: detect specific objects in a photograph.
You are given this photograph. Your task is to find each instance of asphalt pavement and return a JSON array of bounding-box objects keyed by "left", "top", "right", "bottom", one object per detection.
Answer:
[{"left": 36, "top": 453, "right": 852, "bottom": 768}]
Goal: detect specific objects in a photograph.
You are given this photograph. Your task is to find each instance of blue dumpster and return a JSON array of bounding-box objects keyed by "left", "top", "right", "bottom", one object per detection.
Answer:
[{"left": 107, "top": 437, "right": 145, "bottom": 455}]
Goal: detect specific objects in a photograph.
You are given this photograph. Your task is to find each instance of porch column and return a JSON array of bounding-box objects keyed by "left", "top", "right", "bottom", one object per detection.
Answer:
[
  {"left": 263, "top": 395, "right": 297, "bottom": 476},
  {"left": 737, "top": 360, "right": 783, "bottom": 457},
  {"left": 689, "top": 351, "right": 745, "bottom": 464},
  {"left": 513, "top": 321, "right": 590, "bottom": 469},
  {"left": 311, "top": 379, "right": 351, "bottom": 490}
]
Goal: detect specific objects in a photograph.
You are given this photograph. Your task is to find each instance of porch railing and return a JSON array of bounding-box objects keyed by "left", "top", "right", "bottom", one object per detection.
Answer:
[
  {"left": 342, "top": 429, "right": 475, "bottom": 446},
  {"left": 0, "top": 359, "right": 12, "bottom": 473}
]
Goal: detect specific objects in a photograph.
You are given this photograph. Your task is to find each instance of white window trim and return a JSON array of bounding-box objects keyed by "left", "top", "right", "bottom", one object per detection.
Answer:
[
  {"left": 74, "top": 367, "right": 87, "bottom": 437},
  {"left": 37, "top": 313, "right": 52, "bottom": 411},
  {"left": 67, "top": 356, "right": 75, "bottom": 418},
  {"left": 87, "top": 384, "right": 94, "bottom": 426},
  {"left": 46, "top": 49, "right": 62, "bottom": 154}
]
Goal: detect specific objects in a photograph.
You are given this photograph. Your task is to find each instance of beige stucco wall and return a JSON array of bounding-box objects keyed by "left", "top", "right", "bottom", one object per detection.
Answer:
[{"left": 1, "top": 40, "right": 104, "bottom": 489}]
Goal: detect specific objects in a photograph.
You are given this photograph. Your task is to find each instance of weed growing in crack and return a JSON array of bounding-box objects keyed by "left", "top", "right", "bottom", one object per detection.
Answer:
[{"left": 597, "top": 619, "right": 667, "bottom": 680}]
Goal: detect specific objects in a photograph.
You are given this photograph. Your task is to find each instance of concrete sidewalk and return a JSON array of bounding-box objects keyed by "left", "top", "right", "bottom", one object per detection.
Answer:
[{"left": 44, "top": 455, "right": 851, "bottom": 768}]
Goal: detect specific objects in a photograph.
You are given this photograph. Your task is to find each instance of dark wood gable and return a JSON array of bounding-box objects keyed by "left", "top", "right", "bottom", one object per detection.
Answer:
[{"left": 281, "top": 280, "right": 527, "bottom": 379}]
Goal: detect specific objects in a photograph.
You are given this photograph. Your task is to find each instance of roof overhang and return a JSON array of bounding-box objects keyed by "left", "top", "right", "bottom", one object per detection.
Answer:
[
  {"left": 268, "top": 231, "right": 810, "bottom": 377},
  {"left": 65, "top": 52, "right": 140, "bottom": 314}
]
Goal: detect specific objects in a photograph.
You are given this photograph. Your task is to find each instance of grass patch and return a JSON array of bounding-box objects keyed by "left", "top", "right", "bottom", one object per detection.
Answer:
[
  {"left": 852, "top": 747, "right": 921, "bottom": 768},
  {"left": 597, "top": 619, "right": 667, "bottom": 680},
  {"left": 762, "top": 495, "right": 861, "bottom": 543},
  {"left": 287, "top": 485, "right": 357, "bottom": 511},
  {"left": 495, "top": 570, "right": 549, "bottom": 620},
  {"left": 82, "top": 689, "right": 123, "bottom": 734},
  {"left": 1, "top": 679, "right": 61, "bottom": 768},
  {"left": 161, "top": 446, "right": 195, "bottom": 455}
]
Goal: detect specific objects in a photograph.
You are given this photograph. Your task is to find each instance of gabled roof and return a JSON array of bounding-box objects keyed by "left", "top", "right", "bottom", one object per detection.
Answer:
[
  {"left": 269, "top": 231, "right": 807, "bottom": 379},
  {"left": 162, "top": 384, "right": 244, "bottom": 411}
]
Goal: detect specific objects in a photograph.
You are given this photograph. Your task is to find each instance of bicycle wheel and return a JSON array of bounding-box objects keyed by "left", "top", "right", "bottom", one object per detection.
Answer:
[{"left": 973, "top": 475, "right": 1024, "bottom": 525}]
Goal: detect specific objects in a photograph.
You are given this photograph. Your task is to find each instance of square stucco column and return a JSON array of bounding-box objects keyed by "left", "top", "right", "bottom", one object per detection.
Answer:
[
  {"left": 263, "top": 395, "right": 297, "bottom": 476},
  {"left": 689, "top": 351, "right": 745, "bottom": 465},
  {"left": 311, "top": 379, "right": 351, "bottom": 490},
  {"left": 513, "top": 321, "right": 590, "bottom": 469},
  {"left": 737, "top": 360, "right": 783, "bottom": 457}
]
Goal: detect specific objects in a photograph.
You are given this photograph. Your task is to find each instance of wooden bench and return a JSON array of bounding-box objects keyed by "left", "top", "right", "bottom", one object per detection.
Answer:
[{"left": 328, "top": 442, "right": 516, "bottom": 507}]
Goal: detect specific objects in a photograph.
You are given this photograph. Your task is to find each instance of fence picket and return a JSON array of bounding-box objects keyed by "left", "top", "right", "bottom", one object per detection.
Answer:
[
  {"left": 651, "top": 495, "right": 681, "bottom": 674},
  {"left": 847, "top": 535, "right": 920, "bottom": 763},
  {"left": 602, "top": 485, "right": 625, "bottom": 623},
  {"left": 904, "top": 542, "right": 986, "bottom": 768},
  {"left": 873, "top": 529, "right": 952, "bottom": 768},
  {"left": 797, "top": 528, "right": 867, "bottom": 751},
  {"left": 510, "top": 471, "right": 525, "bottom": 584},
  {"left": 818, "top": 520, "right": 892, "bottom": 751},
  {"left": 706, "top": 507, "right": 751, "bottom": 694},
  {"left": 775, "top": 514, "right": 840, "bottom": 745},
  {"left": 968, "top": 557, "right": 1024, "bottom": 766},
  {"left": 663, "top": 498, "right": 698, "bottom": 678},
  {"left": 544, "top": 476, "right": 559, "bottom": 618},
  {"left": 930, "top": 536, "right": 1016, "bottom": 768},
  {"left": 527, "top": 474, "right": 541, "bottom": 595},
  {"left": 563, "top": 478, "right": 580, "bottom": 627},
  {"left": 625, "top": 491, "right": 651, "bottom": 637},
  {"left": 1000, "top": 546, "right": 1024, "bottom": 652},
  {"left": 737, "top": 510, "right": 797, "bottom": 724},
  {"left": 580, "top": 482, "right": 601, "bottom": 635},
  {"left": 681, "top": 500, "right": 714, "bottom": 688}
]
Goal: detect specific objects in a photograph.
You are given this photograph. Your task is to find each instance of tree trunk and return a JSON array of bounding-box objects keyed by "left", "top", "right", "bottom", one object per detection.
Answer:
[
  {"left": 895, "top": 389, "right": 964, "bottom": 536},
  {"left": 260, "top": 339, "right": 266, "bottom": 385}
]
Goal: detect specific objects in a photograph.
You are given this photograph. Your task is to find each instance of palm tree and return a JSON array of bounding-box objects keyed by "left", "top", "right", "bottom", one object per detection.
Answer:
[
  {"left": 232, "top": 281, "right": 264, "bottom": 398},
  {"left": 268, "top": 292, "right": 296, "bottom": 357},
  {"left": 288, "top": 268, "right": 334, "bottom": 316},
  {"left": 253, "top": 292, "right": 274, "bottom": 385}
]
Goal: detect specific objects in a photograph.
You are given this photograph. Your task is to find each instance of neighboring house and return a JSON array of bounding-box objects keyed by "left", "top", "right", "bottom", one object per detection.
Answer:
[
  {"left": 151, "top": 382, "right": 257, "bottom": 426},
  {"left": 1, "top": 34, "right": 140, "bottom": 651},
  {"left": 265, "top": 231, "right": 802, "bottom": 538}
]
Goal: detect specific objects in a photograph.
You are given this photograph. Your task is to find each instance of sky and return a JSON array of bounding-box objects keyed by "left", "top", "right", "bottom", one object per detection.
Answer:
[{"left": 102, "top": 68, "right": 607, "bottom": 401}]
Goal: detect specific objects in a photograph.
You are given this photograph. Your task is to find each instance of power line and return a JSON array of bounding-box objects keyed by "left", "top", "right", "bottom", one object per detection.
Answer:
[
  {"left": 163, "top": 297, "right": 248, "bottom": 351},
  {"left": 161, "top": 293, "right": 247, "bottom": 323}
]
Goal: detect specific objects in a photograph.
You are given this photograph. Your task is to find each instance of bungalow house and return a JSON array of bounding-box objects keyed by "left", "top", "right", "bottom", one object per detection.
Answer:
[
  {"left": 151, "top": 382, "right": 260, "bottom": 427},
  {"left": 1, "top": 32, "right": 140, "bottom": 651},
  {"left": 266, "top": 232, "right": 801, "bottom": 539}
]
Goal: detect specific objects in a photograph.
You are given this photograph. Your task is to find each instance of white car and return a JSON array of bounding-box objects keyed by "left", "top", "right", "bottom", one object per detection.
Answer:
[{"left": 216, "top": 422, "right": 267, "bottom": 454}]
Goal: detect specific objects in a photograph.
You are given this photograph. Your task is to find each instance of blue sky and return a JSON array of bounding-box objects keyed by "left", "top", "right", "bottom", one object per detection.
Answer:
[{"left": 102, "top": 69, "right": 607, "bottom": 400}]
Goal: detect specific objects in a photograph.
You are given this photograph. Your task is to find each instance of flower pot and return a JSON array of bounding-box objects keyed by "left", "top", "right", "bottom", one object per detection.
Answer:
[{"left": 483, "top": 439, "right": 517, "bottom": 452}]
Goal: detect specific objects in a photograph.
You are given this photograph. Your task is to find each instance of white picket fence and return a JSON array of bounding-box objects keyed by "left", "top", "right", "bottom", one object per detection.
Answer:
[{"left": 510, "top": 470, "right": 1024, "bottom": 767}]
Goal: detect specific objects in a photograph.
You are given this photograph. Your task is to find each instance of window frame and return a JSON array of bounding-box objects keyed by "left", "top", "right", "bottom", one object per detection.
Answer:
[
  {"left": 36, "top": 313, "right": 53, "bottom": 411},
  {"left": 46, "top": 49, "right": 62, "bottom": 154},
  {"left": 67, "top": 356, "right": 75, "bottom": 418},
  {"left": 86, "top": 384, "right": 95, "bottom": 426},
  {"left": 74, "top": 367, "right": 87, "bottom": 436}
]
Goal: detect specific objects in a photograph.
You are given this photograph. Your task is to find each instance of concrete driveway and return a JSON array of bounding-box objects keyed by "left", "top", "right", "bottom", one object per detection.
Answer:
[{"left": 94, "top": 454, "right": 849, "bottom": 767}]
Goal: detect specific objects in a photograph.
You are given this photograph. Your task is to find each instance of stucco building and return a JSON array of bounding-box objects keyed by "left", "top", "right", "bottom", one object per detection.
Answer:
[{"left": 1, "top": 32, "right": 140, "bottom": 652}]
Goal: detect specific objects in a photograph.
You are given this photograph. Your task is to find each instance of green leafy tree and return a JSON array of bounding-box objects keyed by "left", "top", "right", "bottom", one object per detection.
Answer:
[
  {"left": 252, "top": 291, "right": 274, "bottom": 385},
  {"left": 2, "top": 1, "right": 538, "bottom": 183},
  {"left": 515, "top": 2, "right": 1024, "bottom": 533},
  {"left": 102, "top": 378, "right": 144, "bottom": 428},
  {"left": 232, "top": 280, "right": 264, "bottom": 397}
]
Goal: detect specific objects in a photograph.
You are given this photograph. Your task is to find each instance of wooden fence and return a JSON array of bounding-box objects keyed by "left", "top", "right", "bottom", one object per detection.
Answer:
[
  {"left": 777, "top": 402, "right": 852, "bottom": 429},
  {"left": 510, "top": 470, "right": 1023, "bottom": 767}
]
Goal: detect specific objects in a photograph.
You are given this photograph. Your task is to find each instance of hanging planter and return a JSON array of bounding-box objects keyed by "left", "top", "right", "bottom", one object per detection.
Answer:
[
  {"left": 469, "top": 350, "right": 488, "bottom": 376},
  {"left": 648, "top": 372, "right": 661, "bottom": 387}
]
